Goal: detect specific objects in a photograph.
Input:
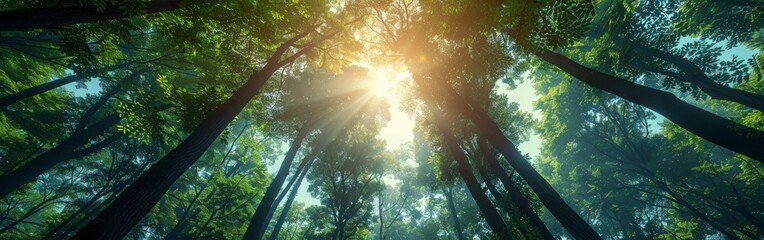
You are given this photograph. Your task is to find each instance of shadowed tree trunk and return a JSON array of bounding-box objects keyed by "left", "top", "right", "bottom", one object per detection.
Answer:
[
  {"left": 431, "top": 106, "right": 509, "bottom": 236},
  {"left": 477, "top": 138, "right": 555, "bottom": 240},
  {"left": 377, "top": 173, "right": 384, "bottom": 240},
  {"left": 1, "top": 74, "right": 82, "bottom": 108},
  {"left": 443, "top": 186, "right": 467, "bottom": 240},
  {"left": 430, "top": 80, "right": 602, "bottom": 240},
  {"left": 0, "top": 64, "right": 129, "bottom": 108},
  {"left": 617, "top": 39, "right": 764, "bottom": 113},
  {"left": 334, "top": 220, "right": 346, "bottom": 240},
  {"left": 243, "top": 123, "right": 312, "bottom": 240},
  {"left": 0, "top": 0, "right": 182, "bottom": 31},
  {"left": 269, "top": 157, "right": 314, "bottom": 240},
  {"left": 534, "top": 50, "right": 764, "bottom": 163},
  {"left": 263, "top": 151, "right": 319, "bottom": 229},
  {"left": 471, "top": 146, "right": 531, "bottom": 239},
  {"left": 0, "top": 114, "right": 121, "bottom": 199},
  {"left": 471, "top": 148, "right": 502, "bottom": 201},
  {"left": 71, "top": 27, "right": 323, "bottom": 240},
  {"left": 251, "top": 116, "right": 350, "bottom": 240}
]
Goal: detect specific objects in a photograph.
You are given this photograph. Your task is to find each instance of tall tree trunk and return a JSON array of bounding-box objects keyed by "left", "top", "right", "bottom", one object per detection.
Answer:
[
  {"left": 535, "top": 50, "right": 764, "bottom": 163},
  {"left": 0, "top": 64, "right": 126, "bottom": 108},
  {"left": 0, "top": 0, "right": 182, "bottom": 31},
  {"left": 472, "top": 149, "right": 531, "bottom": 239},
  {"left": 0, "top": 114, "right": 121, "bottom": 198},
  {"left": 619, "top": 39, "right": 764, "bottom": 113},
  {"left": 71, "top": 27, "right": 321, "bottom": 240},
  {"left": 431, "top": 107, "right": 509, "bottom": 236},
  {"left": 477, "top": 138, "right": 555, "bottom": 240},
  {"left": 335, "top": 220, "right": 346, "bottom": 240},
  {"left": 473, "top": 151, "right": 509, "bottom": 209},
  {"left": 258, "top": 114, "right": 346, "bottom": 238},
  {"left": 264, "top": 151, "right": 319, "bottom": 229},
  {"left": 243, "top": 123, "right": 312, "bottom": 240},
  {"left": 432, "top": 80, "right": 602, "bottom": 239},
  {"left": 377, "top": 178, "right": 384, "bottom": 240},
  {"left": 443, "top": 186, "right": 467, "bottom": 240},
  {"left": 269, "top": 157, "right": 314, "bottom": 240},
  {"left": 0, "top": 75, "right": 81, "bottom": 108}
]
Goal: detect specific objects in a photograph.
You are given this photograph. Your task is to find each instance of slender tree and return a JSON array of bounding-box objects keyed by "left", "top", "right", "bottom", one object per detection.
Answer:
[
  {"left": 468, "top": 144, "right": 532, "bottom": 239},
  {"left": 246, "top": 64, "right": 387, "bottom": 239},
  {"left": 263, "top": 153, "right": 317, "bottom": 230},
  {"left": 432, "top": 80, "right": 603, "bottom": 240},
  {"left": 443, "top": 186, "right": 467, "bottom": 240},
  {"left": 533, "top": 50, "right": 764, "bottom": 163},
  {"left": 71, "top": 26, "right": 327, "bottom": 239},
  {"left": 477, "top": 138, "right": 554, "bottom": 240},
  {"left": 0, "top": 63, "right": 161, "bottom": 109},
  {"left": 615, "top": 39, "right": 764, "bottom": 113},
  {"left": 430, "top": 105, "right": 509, "bottom": 236},
  {"left": 243, "top": 122, "right": 313, "bottom": 240},
  {"left": 268, "top": 157, "right": 314, "bottom": 240},
  {"left": 0, "top": 113, "right": 121, "bottom": 199}
]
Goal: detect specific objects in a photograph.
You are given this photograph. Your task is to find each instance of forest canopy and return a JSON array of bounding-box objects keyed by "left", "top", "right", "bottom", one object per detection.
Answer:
[{"left": 0, "top": 0, "right": 762, "bottom": 239}]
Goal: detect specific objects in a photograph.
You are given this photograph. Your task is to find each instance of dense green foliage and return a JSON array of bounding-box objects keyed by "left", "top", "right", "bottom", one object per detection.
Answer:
[{"left": 0, "top": 0, "right": 762, "bottom": 239}]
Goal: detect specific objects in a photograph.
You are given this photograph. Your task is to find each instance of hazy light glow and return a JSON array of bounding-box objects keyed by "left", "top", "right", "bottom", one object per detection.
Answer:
[
  {"left": 374, "top": 77, "right": 392, "bottom": 97},
  {"left": 368, "top": 65, "right": 406, "bottom": 103},
  {"left": 365, "top": 64, "right": 416, "bottom": 150}
]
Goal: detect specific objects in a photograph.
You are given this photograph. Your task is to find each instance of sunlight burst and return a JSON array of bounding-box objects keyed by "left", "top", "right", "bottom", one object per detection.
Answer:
[
  {"left": 366, "top": 64, "right": 409, "bottom": 103},
  {"left": 374, "top": 77, "right": 392, "bottom": 97}
]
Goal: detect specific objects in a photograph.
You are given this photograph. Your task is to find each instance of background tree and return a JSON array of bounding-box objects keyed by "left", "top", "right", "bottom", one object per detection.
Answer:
[
  {"left": 535, "top": 51, "right": 764, "bottom": 239},
  {"left": 307, "top": 125, "right": 387, "bottom": 240}
]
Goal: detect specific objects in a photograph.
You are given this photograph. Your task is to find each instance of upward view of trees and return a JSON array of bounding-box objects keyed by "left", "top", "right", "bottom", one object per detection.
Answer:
[{"left": 0, "top": 0, "right": 762, "bottom": 239}]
